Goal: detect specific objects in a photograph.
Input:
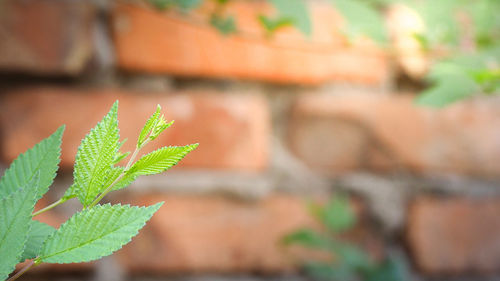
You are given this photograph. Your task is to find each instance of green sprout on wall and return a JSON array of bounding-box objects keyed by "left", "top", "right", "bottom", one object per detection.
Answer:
[
  {"left": 145, "top": 0, "right": 500, "bottom": 107},
  {"left": 0, "top": 102, "right": 198, "bottom": 281},
  {"left": 283, "top": 195, "right": 408, "bottom": 281}
]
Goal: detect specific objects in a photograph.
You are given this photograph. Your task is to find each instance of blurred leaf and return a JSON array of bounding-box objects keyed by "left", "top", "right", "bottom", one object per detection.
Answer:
[
  {"left": 177, "top": 0, "right": 202, "bottom": 11},
  {"left": 330, "top": 0, "right": 387, "bottom": 43},
  {"left": 210, "top": 14, "right": 237, "bottom": 35},
  {"left": 321, "top": 196, "right": 356, "bottom": 233},
  {"left": 416, "top": 73, "right": 478, "bottom": 107},
  {"left": 469, "top": 0, "right": 500, "bottom": 48},
  {"left": 147, "top": 0, "right": 201, "bottom": 11},
  {"left": 305, "top": 261, "right": 356, "bottom": 281},
  {"left": 258, "top": 15, "right": 293, "bottom": 34},
  {"left": 332, "top": 241, "right": 373, "bottom": 270},
  {"left": 471, "top": 69, "right": 500, "bottom": 93},
  {"left": 270, "top": 0, "right": 311, "bottom": 35},
  {"left": 416, "top": 47, "right": 500, "bottom": 107},
  {"left": 282, "top": 228, "right": 332, "bottom": 249},
  {"left": 362, "top": 256, "right": 408, "bottom": 281},
  {"left": 408, "top": 0, "right": 462, "bottom": 46}
]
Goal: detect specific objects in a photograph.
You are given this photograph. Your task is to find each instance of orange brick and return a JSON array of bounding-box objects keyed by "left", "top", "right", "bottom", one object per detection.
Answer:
[
  {"left": 407, "top": 197, "right": 500, "bottom": 274},
  {"left": 0, "top": 87, "right": 270, "bottom": 171},
  {"left": 0, "top": 0, "right": 94, "bottom": 75},
  {"left": 112, "top": 1, "right": 388, "bottom": 85},
  {"left": 289, "top": 94, "right": 500, "bottom": 177},
  {"left": 114, "top": 194, "right": 380, "bottom": 273}
]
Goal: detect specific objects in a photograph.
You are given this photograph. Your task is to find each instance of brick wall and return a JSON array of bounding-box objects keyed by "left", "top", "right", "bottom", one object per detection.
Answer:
[{"left": 1, "top": 1, "right": 500, "bottom": 280}]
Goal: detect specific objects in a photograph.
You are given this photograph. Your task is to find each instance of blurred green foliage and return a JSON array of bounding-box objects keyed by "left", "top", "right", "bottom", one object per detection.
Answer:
[
  {"left": 145, "top": 0, "right": 500, "bottom": 107},
  {"left": 283, "top": 195, "right": 408, "bottom": 281}
]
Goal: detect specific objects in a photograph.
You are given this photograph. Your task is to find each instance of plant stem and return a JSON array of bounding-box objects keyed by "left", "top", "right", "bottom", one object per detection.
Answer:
[
  {"left": 7, "top": 260, "right": 36, "bottom": 281},
  {"left": 88, "top": 139, "right": 149, "bottom": 209},
  {"left": 32, "top": 197, "right": 70, "bottom": 217}
]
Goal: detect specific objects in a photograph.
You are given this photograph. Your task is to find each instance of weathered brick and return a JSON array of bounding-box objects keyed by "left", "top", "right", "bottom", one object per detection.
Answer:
[
  {"left": 289, "top": 94, "right": 500, "bottom": 177},
  {"left": 114, "top": 194, "right": 380, "bottom": 273},
  {"left": 112, "top": 1, "right": 388, "bottom": 85},
  {"left": 407, "top": 197, "right": 500, "bottom": 274},
  {"left": 0, "top": 87, "right": 269, "bottom": 171},
  {"left": 0, "top": 0, "right": 94, "bottom": 75}
]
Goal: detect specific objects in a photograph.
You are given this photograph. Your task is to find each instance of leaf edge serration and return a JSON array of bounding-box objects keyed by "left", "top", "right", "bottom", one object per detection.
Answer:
[{"left": 38, "top": 202, "right": 163, "bottom": 264}]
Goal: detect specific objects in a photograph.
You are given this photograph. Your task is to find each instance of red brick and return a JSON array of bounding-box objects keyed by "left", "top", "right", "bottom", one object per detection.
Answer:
[
  {"left": 289, "top": 94, "right": 500, "bottom": 177},
  {"left": 112, "top": 1, "right": 388, "bottom": 85},
  {"left": 0, "top": 87, "right": 269, "bottom": 171},
  {"left": 0, "top": 0, "right": 94, "bottom": 75},
  {"left": 407, "top": 197, "right": 500, "bottom": 274},
  {"left": 114, "top": 194, "right": 380, "bottom": 273}
]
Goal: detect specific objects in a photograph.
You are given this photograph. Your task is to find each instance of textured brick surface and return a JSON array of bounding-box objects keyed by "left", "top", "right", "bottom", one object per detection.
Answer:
[
  {"left": 112, "top": 1, "right": 388, "bottom": 85},
  {"left": 0, "top": 87, "right": 270, "bottom": 171},
  {"left": 289, "top": 94, "right": 500, "bottom": 177},
  {"left": 114, "top": 194, "right": 379, "bottom": 273},
  {"left": 0, "top": 0, "right": 94, "bottom": 74},
  {"left": 407, "top": 197, "right": 500, "bottom": 274}
]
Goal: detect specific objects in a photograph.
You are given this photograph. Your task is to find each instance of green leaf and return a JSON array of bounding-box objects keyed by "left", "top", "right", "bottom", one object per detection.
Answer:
[
  {"left": 0, "top": 126, "right": 63, "bottom": 201},
  {"left": 363, "top": 256, "right": 409, "bottom": 281},
  {"left": 321, "top": 196, "right": 356, "bottom": 233},
  {"left": 0, "top": 177, "right": 39, "bottom": 280},
  {"left": 210, "top": 14, "right": 237, "bottom": 35},
  {"left": 113, "top": 151, "right": 130, "bottom": 165},
  {"left": 270, "top": 0, "right": 311, "bottom": 35},
  {"left": 20, "top": 221, "right": 55, "bottom": 262},
  {"left": 305, "top": 261, "right": 356, "bottom": 281},
  {"left": 150, "top": 119, "right": 174, "bottom": 141},
  {"left": 126, "top": 144, "right": 199, "bottom": 177},
  {"left": 409, "top": 0, "right": 461, "bottom": 47},
  {"left": 258, "top": 15, "right": 293, "bottom": 34},
  {"left": 137, "top": 105, "right": 161, "bottom": 148},
  {"left": 72, "top": 102, "right": 120, "bottom": 207},
  {"left": 331, "top": 0, "right": 387, "bottom": 43},
  {"left": 147, "top": 0, "right": 201, "bottom": 11},
  {"left": 282, "top": 228, "right": 332, "bottom": 249},
  {"left": 416, "top": 76, "right": 478, "bottom": 107},
  {"left": 38, "top": 202, "right": 163, "bottom": 264},
  {"left": 103, "top": 166, "right": 135, "bottom": 192}
]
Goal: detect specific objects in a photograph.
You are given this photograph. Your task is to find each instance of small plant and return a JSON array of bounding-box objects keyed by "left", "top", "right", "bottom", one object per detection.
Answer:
[
  {"left": 0, "top": 102, "right": 198, "bottom": 281},
  {"left": 283, "top": 195, "right": 408, "bottom": 281},
  {"left": 145, "top": 0, "right": 500, "bottom": 107}
]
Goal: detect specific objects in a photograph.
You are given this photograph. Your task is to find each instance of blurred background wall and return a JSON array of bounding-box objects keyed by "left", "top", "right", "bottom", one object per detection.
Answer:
[{"left": 1, "top": 0, "right": 500, "bottom": 280}]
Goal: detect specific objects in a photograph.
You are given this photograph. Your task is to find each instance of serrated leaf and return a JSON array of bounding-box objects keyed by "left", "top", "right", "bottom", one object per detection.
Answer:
[
  {"left": 150, "top": 119, "right": 173, "bottom": 141},
  {"left": 102, "top": 166, "right": 136, "bottom": 192},
  {"left": 0, "top": 177, "right": 39, "bottom": 280},
  {"left": 113, "top": 151, "right": 130, "bottom": 165},
  {"left": 73, "top": 102, "right": 120, "bottom": 207},
  {"left": 0, "top": 126, "right": 63, "bottom": 201},
  {"left": 127, "top": 144, "right": 199, "bottom": 177},
  {"left": 137, "top": 105, "right": 161, "bottom": 148},
  {"left": 38, "top": 202, "right": 163, "bottom": 264},
  {"left": 270, "top": 0, "right": 311, "bottom": 35},
  {"left": 20, "top": 221, "right": 55, "bottom": 262}
]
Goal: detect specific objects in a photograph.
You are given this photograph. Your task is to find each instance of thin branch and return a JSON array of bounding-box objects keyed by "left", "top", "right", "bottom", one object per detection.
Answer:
[
  {"left": 7, "top": 260, "right": 36, "bottom": 281},
  {"left": 32, "top": 196, "right": 73, "bottom": 217}
]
